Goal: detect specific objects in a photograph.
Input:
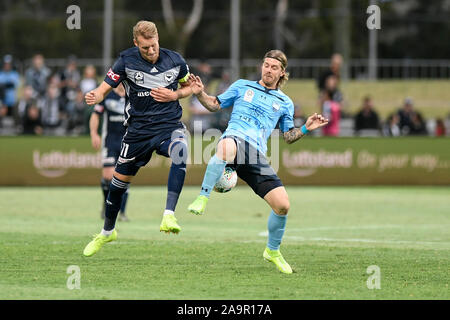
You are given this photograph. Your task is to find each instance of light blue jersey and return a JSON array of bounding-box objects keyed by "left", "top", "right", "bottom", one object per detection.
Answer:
[{"left": 217, "top": 79, "right": 294, "bottom": 154}]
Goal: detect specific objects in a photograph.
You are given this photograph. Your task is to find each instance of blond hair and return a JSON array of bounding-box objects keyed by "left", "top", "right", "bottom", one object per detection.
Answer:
[
  {"left": 263, "top": 50, "right": 289, "bottom": 88},
  {"left": 133, "top": 20, "right": 158, "bottom": 40}
]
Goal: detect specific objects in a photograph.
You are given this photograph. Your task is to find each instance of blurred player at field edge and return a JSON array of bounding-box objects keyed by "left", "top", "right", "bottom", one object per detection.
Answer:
[{"left": 89, "top": 83, "right": 129, "bottom": 222}]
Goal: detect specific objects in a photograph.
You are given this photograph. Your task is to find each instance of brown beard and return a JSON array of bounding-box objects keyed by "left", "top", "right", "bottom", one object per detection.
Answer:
[{"left": 262, "top": 74, "right": 278, "bottom": 89}]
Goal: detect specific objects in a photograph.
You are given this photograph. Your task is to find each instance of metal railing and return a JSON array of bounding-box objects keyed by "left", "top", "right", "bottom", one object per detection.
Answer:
[{"left": 14, "top": 58, "right": 450, "bottom": 80}]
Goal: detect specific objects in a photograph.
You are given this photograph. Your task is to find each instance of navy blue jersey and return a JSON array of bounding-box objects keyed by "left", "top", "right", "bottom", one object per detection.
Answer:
[
  {"left": 103, "top": 47, "right": 190, "bottom": 140},
  {"left": 94, "top": 90, "right": 126, "bottom": 147}
]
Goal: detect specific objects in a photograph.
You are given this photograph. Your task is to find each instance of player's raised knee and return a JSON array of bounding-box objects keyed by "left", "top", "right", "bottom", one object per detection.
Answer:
[
  {"left": 169, "top": 139, "right": 188, "bottom": 165},
  {"left": 216, "top": 138, "right": 236, "bottom": 162}
]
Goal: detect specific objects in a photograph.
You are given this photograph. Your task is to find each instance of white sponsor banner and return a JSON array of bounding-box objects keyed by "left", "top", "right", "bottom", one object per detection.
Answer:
[{"left": 33, "top": 150, "right": 101, "bottom": 178}]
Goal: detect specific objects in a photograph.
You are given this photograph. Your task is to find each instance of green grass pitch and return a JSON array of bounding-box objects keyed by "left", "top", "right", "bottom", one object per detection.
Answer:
[{"left": 0, "top": 186, "right": 448, "bottom": 299}]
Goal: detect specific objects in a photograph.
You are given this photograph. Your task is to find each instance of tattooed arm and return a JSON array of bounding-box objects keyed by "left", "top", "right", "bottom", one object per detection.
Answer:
[
  {"left": 283, "top": 113, "right": 329, "bottom": 144},
  {"left": 283, "top": 127, "right": 306, "bottom": 144}
]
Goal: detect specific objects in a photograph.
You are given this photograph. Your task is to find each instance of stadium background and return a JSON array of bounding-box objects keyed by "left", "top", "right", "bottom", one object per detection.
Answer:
[
  {"left": 1, "top": 0, "right": 449, "bottom": 186},
  {"left": 0, "top": 0, "right": 449, "bottom": 301}
]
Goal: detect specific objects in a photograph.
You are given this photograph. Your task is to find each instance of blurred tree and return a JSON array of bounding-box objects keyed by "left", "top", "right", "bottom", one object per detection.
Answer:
[
  {"left": 0, "top": 0, "right": 449, "bottom": 64},
  {"left": 161, "top": 0, "right": 204, "bottom": 56}
]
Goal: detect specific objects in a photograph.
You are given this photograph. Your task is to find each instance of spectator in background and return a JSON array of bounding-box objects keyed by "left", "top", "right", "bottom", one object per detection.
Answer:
[
  {"left": 383, "top": 113, "right": 401, "bottom": 137},
  {"left": 397, "top": 98, "right": 427, "bottom": 135},
  {"left": 58, "top": 55, "right": 80, "bottom": 111},
  {"left": 80, "top": 65, "right": 98, "bottom": 94},
  {"left": 317, "top": 53, "right": 344, "bottom": 105},
  {"left": 409, "top": 112, "right": 427, "bottom": 135},
  {"left": 22, "top": 100, "right": 43, "bottom": 135},
  {"left": 40, "top": 84, "right": 63, "bottom": 132},
  {"left": 293, "top": 104, "right": 305, "bottom": 128},
  {"left": 66, "top": 89, "right": 88, "bottom": 134},
  {"left": 354, "top": 95, "right": 380, "bottom": 135},
  {"left": 435, "top": 118, "right": 446, "bottom": 137},
  {"left": 321, "top": 75, "right": 341, "bottom": 136},
  {"left": 215, "top": 70, "right": 231, "bottom": 95},
  {"left": 0, "top": 55, "right": 20, "bottom": 118},
  {"left": 188, "top": 61, "right": 214, "bottom": 133},
  {"left": 212, "top": 70, "right": 232, "bottom": 132},
  {"left": 189, "top": 95, "right": 213, "bottom": 133},
  {"left": 17, "top": 85, "right": 35, "bottom": 120},
  {"left": 25, "top": 54, "right": 51, "bottom": 100},
  {"left": 194, "top": 60, "right": 213, "bottom": 87}
]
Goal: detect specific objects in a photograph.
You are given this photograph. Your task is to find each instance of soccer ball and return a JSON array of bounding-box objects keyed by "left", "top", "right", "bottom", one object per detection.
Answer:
[{"left": 214, "top": 167, "right": 237, "bottom": 193}]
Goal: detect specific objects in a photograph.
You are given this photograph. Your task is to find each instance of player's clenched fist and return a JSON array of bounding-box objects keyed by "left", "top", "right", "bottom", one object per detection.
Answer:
[{"left": 85, "top": 90, "right": 102, "bottom": 106}]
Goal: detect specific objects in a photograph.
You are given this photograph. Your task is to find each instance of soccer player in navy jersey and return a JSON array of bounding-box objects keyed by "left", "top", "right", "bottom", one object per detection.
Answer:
[
  {"left": 83, "top": 21, "right": 194, "bottom": 257},
  {"left": 188, "top": 50, "right": 329, "bottom": 273},
  {"left": 89, "top": 84, "right": 130, "bottom": 222}
]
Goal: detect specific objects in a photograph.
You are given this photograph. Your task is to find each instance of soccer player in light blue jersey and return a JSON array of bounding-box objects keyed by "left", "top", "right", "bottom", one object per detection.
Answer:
[{"left": 188, "top": 50, "right": 328, "bottom": 274}]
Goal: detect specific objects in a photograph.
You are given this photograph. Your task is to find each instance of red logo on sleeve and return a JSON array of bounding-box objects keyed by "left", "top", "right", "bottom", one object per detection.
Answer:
[
  {"left": 94, "top": 104, "right": 104, "bottom": 113},
  {"left": 107, "top": 68, "right": 120, "bottom": 82}
]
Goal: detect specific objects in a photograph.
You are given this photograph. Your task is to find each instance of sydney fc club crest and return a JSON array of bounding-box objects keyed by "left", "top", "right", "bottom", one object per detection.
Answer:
[{"left": 134, "top": 71, "right": 144, "bottom": 84}]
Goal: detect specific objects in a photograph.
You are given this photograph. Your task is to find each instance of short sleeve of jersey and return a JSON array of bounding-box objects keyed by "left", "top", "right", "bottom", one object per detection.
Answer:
[
  {"left": 279, "top": 100, "right": 295, "bottom": 133},
  {"left": 216, "top": 79, "right": 243, "bottom": 109},
  {"left": 93, "top": 102, "right": 104, "bottom": 115},
  {"left": 104, "top": 56, "right": 126, "bottom": 88},
  {"left": 176, "top": 55, "right": 190, "bottom": 84}
]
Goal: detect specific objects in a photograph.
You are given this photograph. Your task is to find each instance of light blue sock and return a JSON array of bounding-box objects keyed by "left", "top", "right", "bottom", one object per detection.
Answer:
[
  {"left": 267, "top": 210, "right": 287, "bottom": 251},
  {"left": 199, "top": 155, "right": 227, "bottom": 198}
]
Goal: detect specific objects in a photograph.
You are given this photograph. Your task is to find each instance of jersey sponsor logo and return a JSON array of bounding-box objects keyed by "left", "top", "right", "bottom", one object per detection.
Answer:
[
  {"left": 109, "top": 115, "right": 125, "bottom": 122},
  {"left": 134, "top": 71, "right": 144, "bottom": 84},
  {"left": 137, "top": 91, "right": 151, "bottom": 97},
  {"left": 107, "top": 68, "right": 121, "bottom": 82},
  {"left": 244, "top": 89, "right": 255, "bottom": 103},
  {"left": 272, "top": 101, "right": 280, "bottom": 112}
]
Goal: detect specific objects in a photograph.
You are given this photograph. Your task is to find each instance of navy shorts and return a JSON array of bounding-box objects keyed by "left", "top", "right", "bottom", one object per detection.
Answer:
[
  {"left": 102, "top": 138, "right": 122, "bottom": 168},
  {"left": 223, "top": 135, "right": 283, "bottom": 199},
  {"left": 115, "top": 126, "right": 187, "bottom": 176}
]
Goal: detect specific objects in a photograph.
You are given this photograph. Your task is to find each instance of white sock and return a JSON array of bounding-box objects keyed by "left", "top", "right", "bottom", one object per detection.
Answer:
[
  {"left": 101, "top": 228, "right": 114, "bottom": 236},
  {"left": 163, "top": 210, "right": 174, "bottom": 216}
]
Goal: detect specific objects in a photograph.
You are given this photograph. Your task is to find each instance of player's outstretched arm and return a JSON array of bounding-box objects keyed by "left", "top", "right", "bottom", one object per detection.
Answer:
[
  {"left": 283, "top": 113, "right": 329, "bottom": 144},
  {"left": 85, "top": 81, "right": 113, "bottom": 106},
  {"left": 189, "top": 74, "right": 220, "bottom": 112}
]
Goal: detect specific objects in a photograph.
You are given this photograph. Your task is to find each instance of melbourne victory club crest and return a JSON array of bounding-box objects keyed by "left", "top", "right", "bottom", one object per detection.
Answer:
[
  {"left": 244, "top": 88, "right": 255, "bottom": 103},
  {"left": 272, "top": 101, "right": 280, "bottom": 112},
  {"left": 165, "top": 71, "right": 175, "bottom": 83},
  {"left": 134, "top": 71, "right": 144, "bottom": 84}
]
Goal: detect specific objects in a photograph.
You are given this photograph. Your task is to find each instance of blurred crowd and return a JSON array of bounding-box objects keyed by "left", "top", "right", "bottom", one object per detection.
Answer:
[
  {"left": 313, "top": 53, "right": 448, "bottom": 137},
  {"left": 0, "top": 54, "right": 97, "bottom": 136},
  {"left": 0, "top": 53, "right": 448, "bottom": 137}
]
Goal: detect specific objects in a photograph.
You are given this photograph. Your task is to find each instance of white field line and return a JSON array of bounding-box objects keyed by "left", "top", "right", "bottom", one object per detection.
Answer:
[
  {"left": 287, "top": 224, "right": 448, "bottom": 232},
  {"left": 258, "top": 229, "right": 450, "bottom": 246}
]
